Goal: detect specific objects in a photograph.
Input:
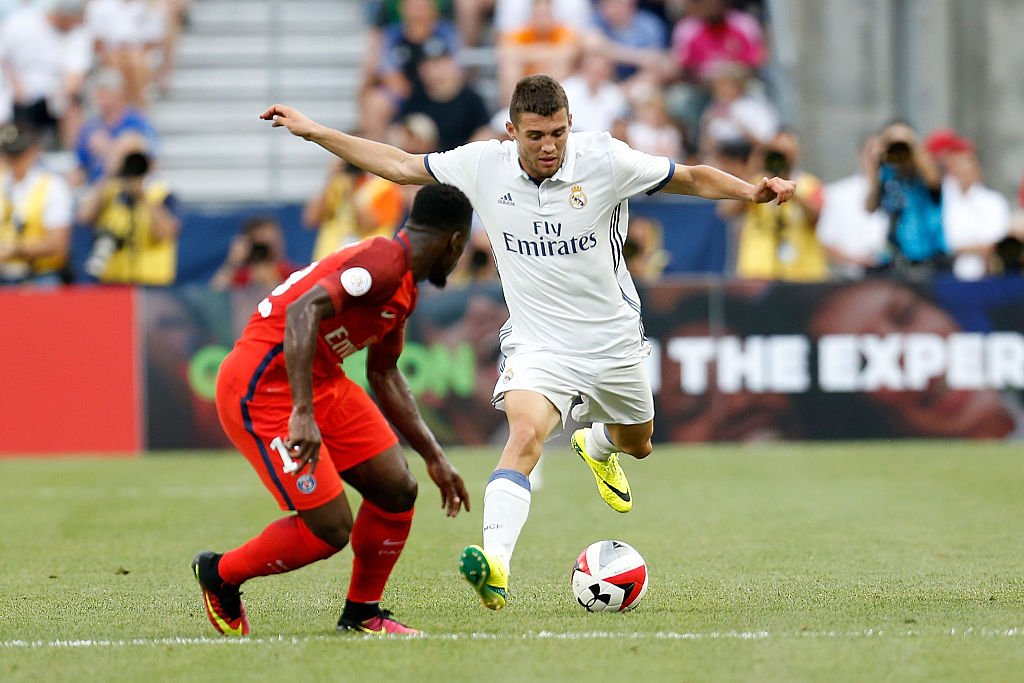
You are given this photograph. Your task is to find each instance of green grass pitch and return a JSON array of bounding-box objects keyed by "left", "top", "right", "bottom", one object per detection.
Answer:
[{"left": 1, "top": 441, "right": 1023, "bottom": 681}]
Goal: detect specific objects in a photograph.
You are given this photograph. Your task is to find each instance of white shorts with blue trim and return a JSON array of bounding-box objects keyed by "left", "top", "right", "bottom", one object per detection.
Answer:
[{"left": 491, "top": 350, "right": 655, "bottom": 438}]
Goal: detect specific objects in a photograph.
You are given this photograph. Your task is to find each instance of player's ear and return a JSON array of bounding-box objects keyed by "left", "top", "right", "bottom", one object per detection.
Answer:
[
  {"left": 448, "top": 229, "right": 467, "bottom": 254},
  {"left": 505, "top": 120, "right": 515, "bottom": 139}
]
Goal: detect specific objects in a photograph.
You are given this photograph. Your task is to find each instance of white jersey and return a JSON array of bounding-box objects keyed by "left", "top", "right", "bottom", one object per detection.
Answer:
[{"left": 426, "top": 131, "right": 674, "bottom": 359}]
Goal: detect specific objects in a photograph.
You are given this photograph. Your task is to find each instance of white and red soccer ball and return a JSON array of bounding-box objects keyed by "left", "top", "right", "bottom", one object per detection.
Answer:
[{"left": 570, "top": 540, "right": 648, "bottom": 612}]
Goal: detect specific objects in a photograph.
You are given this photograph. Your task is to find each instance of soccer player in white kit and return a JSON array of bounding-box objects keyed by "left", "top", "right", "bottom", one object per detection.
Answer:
[{"left": 261, "top": 75, "right": 795, "bottom": 611}]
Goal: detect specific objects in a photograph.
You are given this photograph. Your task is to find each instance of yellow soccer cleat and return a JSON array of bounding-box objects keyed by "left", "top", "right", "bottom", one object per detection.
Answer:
[
  {"left": 458, "top": 545, "right": 508, "bottom": 610},
  {"left": 571, "top": 428, "right": 632, "bottom": 513}
]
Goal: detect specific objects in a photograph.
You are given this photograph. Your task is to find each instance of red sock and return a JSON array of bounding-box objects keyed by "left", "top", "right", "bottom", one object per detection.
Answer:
[
  {"left": 218, "top": 515, "right": 339, "bottom": 585},
  {"left": 346, "top": 500, "right": 414, "bottom": 604}
]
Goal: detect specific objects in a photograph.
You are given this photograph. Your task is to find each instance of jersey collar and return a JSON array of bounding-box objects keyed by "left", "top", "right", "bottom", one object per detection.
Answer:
[{"left": 395, "top": 229, "right": 411, "bottom": 271}]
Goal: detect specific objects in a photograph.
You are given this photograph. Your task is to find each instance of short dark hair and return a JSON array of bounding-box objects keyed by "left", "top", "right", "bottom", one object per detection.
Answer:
[
  {"left": 508, "top": 74, "right": 569, "bottom": 126},
  {"left": 409, "top": 183, "right": 472, "bottom": 235}
]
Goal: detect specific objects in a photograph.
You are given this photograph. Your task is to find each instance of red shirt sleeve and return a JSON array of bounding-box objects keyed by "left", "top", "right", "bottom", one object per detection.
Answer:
[
  {"left": 316, "top": 237, "right": 406, "bottom": 317},
  {"left": 368, "top": 318, "right": 406, "bottom": 370}
]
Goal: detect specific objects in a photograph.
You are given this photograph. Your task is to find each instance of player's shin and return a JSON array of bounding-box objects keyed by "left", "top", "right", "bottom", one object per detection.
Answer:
[
  {"left": 482, "top": 469, "right": 532, "bottom": 572},
  {"left": 217, "top": 515, "right": 339, "bottom": 585},
  {"left": 345, "top": 500, "right": 414, "bottom": 605}
]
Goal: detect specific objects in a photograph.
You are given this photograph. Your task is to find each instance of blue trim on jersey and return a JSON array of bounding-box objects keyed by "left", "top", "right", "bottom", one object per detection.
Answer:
[
  {"left": 423, "top": 154, "right": 438, "bottom": 181},
  {"left": 241, "top": 343, "right": 293, "bottom": 510},
  {"left": 645, "top": 159, "right": 676, "bottom": 196},
  {"left": 488, "top": 468, "right": 531, "bottom": 492}
]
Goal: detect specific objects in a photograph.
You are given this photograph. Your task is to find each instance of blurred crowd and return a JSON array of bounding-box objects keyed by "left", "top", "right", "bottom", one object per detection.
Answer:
[
  {"left": 0, "top": 0, "right": 187, "bottom": 285},
  {"left": 1, "top": 0, "right": 1022, "bottom": 289},
  {"left": 339, "top": 0, "right": 1024, "bottom": 288}
]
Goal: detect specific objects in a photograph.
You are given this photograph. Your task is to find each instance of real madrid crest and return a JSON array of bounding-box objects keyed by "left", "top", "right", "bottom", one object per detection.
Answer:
[{"left": 569, "top": 185, "right": 587, "bottom": 209}]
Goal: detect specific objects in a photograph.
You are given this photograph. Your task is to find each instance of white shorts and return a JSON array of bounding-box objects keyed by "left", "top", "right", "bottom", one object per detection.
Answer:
[{"left": 492, "top": 351, "right": 655, "bottom": 438}]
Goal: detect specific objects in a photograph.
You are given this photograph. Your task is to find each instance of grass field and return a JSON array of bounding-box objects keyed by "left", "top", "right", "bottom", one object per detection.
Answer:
[{"left": 2, "top": 441, "right": 1023, "bottom": 682}]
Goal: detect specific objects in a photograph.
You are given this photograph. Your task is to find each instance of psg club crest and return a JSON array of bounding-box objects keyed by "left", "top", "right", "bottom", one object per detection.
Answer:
[
  {"left": 296, "top": 474, "right": 317, "bottom": 494},
  {"left": 569, "top": 185, "right": 587, "bottom": 209}
]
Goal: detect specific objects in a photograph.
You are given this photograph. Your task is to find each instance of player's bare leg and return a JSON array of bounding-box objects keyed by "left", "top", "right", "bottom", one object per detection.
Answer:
[
  {"left": 571, "top": 421, "right": 652, "bottom": 513},
  {"left": 335, "top": 444, "right": 421, "bottom": 635},
  {"left": 460, "top": 390, "right": 560, "bottom": 609}
]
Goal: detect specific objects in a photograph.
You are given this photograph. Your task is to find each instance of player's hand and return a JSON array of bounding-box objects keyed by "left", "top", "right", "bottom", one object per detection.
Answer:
[
  {"left": 425, "top": 457, "right": 470, "bottom": 517},
  {"left": 750, "top": 176, "right": 796, "bottom": 205},
  {"left": 259, "top": 104, "right": 319, "bottom": 140},
  {"left": 286, "top": 407, "right": 322, "bottom": 475}
]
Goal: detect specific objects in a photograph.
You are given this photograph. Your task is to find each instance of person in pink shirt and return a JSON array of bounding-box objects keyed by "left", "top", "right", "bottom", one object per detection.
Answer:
[{"left": 666, "top": 0, "right": 766, "bottom": 143}]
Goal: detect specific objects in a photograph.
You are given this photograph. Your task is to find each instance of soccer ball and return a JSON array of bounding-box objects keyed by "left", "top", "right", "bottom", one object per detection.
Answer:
[{"left": 570, "top": 540, "right": 648, "bottom": 612}]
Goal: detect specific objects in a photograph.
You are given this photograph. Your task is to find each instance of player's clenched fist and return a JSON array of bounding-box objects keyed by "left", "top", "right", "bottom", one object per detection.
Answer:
[
  {"left": 260, "top": 104, "right": 319, "bottom": 140},
  {"left": 750, "top": 175, "right": 797, "bottom": 205}
]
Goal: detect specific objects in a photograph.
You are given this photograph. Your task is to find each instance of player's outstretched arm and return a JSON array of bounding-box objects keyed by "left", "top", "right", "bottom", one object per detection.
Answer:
[
  {"left": 260, "top": 104, "right": 434, "bottom": 186},
  {"left": 662, "top": 164, "right": 796, "bottom": 205},
  {"left": 366, "top": 351, "right": 470, "bottom": 517}
]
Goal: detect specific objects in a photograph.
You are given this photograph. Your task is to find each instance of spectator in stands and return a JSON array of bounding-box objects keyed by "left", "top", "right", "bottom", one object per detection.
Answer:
[
  {"left": 493, "top": 0, "right": 592, "bottom": 37},
  {"left": 589, "top": 0, "right": 669, "bottom": 88},
  {"left": 210, "top": 216, "right": 298, "bottom": 291},
  {"left": 866, "top": 120, "right": 947, "bottom": 278},
  {"left": 78, "top": 133, "right": 179, "bottom": 285},
  {"left": 452, "top": 0, "right": 496, "bottom": 46},
  {"left": 0, "top": 0, "right": 91, "bottom": 148},
  {"left": 666, "top": 0, "right": 766, "bottom": 142},
  {"left": 399, "top": 47, "right": 492, "bottom": 151},
  {"left": 496, "top": 0, "right": 580, "bottom": 104},
  {"left": 73, "top": 68, "right": 159, "bottom": 186},
  {"left": 302, "top": 156, "right": 408, "bottom": 261},
  {"left": 625, "top": 80, "right": 683, "bottom": 158},
  {"left": 302, "top": 159, "right": 360, "bottom": 261},
  {"left": 560, "top": 52, "right": 628, "bottom": 133},
  {"left": 623, "top": 214, "right": 669, "bottom": 282},
  {"left": 699, "top": 60, "right": 776, "bottom": 156},
  {"left": 816, "top": 135, "right": 890, "bottom": 279},
  {"left": 732, "top": 129, "right": 827, "bottom": 281},
  {"left": 360, "top": 0, "right": 462, "bottom": 142},
  {"left": 924, "top": 129, "right": 1010, "bottom": 281},
  {"left": 87, "top": 0, "right": 170, "bottom": 108},
  {"left": 0, "top": 123, "right": 73, "bottom": 286}
]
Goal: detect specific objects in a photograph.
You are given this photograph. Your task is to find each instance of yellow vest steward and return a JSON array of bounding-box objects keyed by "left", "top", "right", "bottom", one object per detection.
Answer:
[
  {"left": 0, "top": 174, "right": 66, "bottom": 276},
  {"left": 96, "top": 179, "right": 176, "bottom": 285}
]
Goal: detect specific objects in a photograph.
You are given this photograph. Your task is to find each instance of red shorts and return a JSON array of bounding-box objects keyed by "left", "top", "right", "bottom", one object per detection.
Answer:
[{"left": 216, "top": 345, "right": 398, "bottom": 511}]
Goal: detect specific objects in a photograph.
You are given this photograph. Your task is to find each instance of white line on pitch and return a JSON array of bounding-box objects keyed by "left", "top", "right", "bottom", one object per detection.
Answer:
[{"left": 2, "top": 628, "right": 1023, "bottom": 649}]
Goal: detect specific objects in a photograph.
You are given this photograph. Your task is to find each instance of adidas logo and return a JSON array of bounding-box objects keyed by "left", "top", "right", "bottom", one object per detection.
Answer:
[{"left": 497, "top": 192, "right": 515, "bottom": 206}]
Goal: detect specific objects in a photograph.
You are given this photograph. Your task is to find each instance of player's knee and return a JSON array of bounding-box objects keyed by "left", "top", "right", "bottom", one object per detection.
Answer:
[
  {"left": 307, "top": 518, "right": 351, "bottom": 549},
  {"left": 381, "top": 475, "right": 418, "bottom": 513},
  {"left": 507, "top": 422, "right": 545, "bottom": 454}
]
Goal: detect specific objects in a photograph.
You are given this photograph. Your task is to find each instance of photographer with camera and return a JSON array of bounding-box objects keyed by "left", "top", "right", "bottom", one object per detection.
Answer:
[
  {"left": 210, "top": 215, "right": 298, "bottom": 291},
  {"left": 0, "top": 123, "right": 73, "bottom": 286},
  {"left": 733, "top": 129, "right": 828, "bottom": 281},
  {"left": 865, "top": 120, "right": 947, "bottom": 278},
  {"left": 78, "top": 134, "right": 179, "bottom": 285}
]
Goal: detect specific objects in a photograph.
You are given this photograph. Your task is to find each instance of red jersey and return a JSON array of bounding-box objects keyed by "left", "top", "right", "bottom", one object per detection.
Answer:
[{"left": 230, "top": 232, "right": 417, "bottom": 386}]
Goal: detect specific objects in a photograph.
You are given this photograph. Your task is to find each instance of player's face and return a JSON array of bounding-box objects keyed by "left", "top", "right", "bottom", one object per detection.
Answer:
[
  {"left": 508, "top": 110, "right": 571, "bottom": 180},
  {"left": 809, "top": 281, "right": 1014, "bottom": 438}
]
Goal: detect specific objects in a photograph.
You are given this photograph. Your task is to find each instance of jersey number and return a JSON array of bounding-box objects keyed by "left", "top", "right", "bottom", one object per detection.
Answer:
[
  {"left": 257, "top": 261, "right": 321, "bottom": 318},
  {"left": 269, "top": 436, "right": 299, "bottom": 474}
]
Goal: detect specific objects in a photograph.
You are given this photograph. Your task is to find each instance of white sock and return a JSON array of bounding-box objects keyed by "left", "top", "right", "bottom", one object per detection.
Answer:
[
  {"left": 482, "top": 469, "right": 531, "bottom": 573},
  {"left": 584, "top": 424, "right": 617, "bottom": 462}
]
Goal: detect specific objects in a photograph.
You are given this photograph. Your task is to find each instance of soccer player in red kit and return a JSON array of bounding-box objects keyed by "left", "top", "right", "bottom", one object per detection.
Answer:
[{"left": 191, "top": 183, "right": 473, "bottom": 636}]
